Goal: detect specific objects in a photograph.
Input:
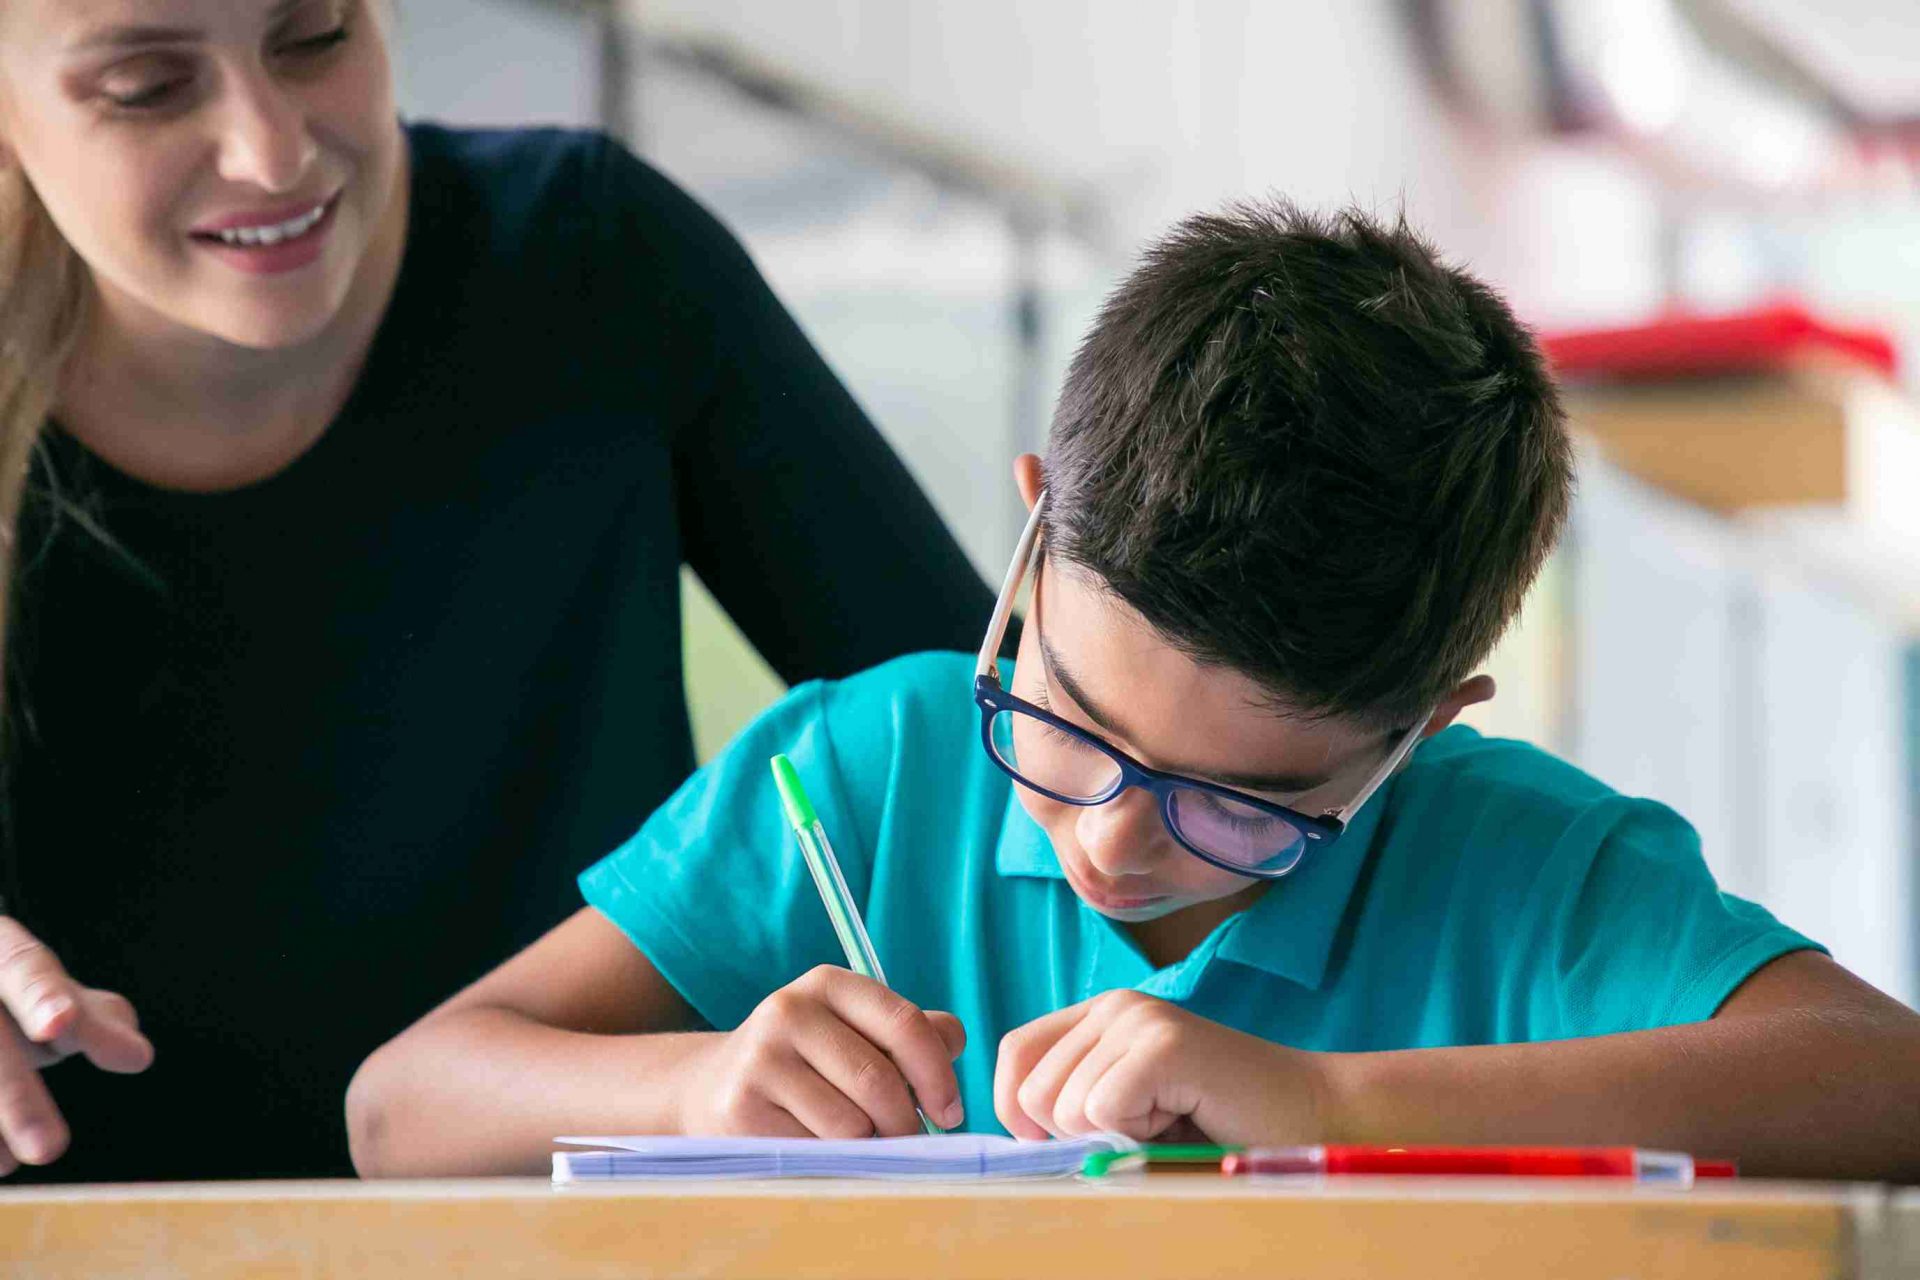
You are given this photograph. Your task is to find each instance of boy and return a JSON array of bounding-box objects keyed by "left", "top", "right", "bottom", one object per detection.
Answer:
[{"left": 349, "top": 203, "right": 1920, "bottom": 1179}]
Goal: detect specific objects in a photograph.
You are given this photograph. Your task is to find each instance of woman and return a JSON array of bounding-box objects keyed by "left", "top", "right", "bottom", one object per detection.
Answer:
[{"left": 0, "top": 0, "right": 999, "bottom": 1181}]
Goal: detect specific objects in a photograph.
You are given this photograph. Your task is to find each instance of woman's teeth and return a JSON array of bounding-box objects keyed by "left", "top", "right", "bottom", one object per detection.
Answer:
[{"left": 213, "top": 202, "right": 328, "bottom": 247}]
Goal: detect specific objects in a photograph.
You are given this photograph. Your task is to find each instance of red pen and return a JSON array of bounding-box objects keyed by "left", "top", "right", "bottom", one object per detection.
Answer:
[{"left": 1221, "top": 1146, "right": 1735, "bottom": 1186}]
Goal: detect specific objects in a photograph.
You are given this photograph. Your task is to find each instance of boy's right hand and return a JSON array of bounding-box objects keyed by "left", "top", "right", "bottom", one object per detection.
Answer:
[{"left": 674, "top": 965, "right": 966, "bottom": 1138}]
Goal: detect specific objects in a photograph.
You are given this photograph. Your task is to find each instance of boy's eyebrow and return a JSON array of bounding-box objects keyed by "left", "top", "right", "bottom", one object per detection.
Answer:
[
  {"left": 1036, "top": 635, "right": 1340, "bottom": 795},
  {"left": 70, "top": 0, "right": 305, "bottom": 51}
]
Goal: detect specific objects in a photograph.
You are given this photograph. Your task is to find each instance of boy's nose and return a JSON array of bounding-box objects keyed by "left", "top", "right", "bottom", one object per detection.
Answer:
[{"left": 1075, "top": 787, "right": 1168, "bottom": 878}]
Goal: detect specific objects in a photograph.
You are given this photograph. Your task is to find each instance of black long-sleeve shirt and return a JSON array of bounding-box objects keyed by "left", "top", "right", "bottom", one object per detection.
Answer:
[{"left": 5, "top": 124, "right": 998, "bottom": 1182}]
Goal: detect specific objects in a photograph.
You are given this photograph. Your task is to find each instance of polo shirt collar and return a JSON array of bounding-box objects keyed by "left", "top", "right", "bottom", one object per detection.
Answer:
[
  {"left": 993, "top": 775, "right": 1395, "bottom": 991},
  {"left": 993, "top": 789, "right": 1067, "bottom": 879}
]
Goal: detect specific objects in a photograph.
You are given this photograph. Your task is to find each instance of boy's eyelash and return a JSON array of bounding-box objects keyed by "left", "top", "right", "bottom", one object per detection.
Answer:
[
  {"left": 1023, "top": 683, "right": 1091, "bottom": 747},
  {"left": 1024, "top": 685, "right": 1081, "bottom": 744},
  {"left": 1189, "top": 789, "right": 1280, "bottom": 831}
]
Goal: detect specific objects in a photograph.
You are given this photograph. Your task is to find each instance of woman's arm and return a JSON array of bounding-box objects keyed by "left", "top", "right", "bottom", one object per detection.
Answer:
[
  {"left": 671, "top": 311, "right": 1002, "bottom": 681},
  {"left": 620, "top": 154, "right": 1000, "bottom": 681}
]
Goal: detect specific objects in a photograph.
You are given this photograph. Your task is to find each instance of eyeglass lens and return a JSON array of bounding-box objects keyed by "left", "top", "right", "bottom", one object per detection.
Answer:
[
  {"left": 989, "top": 708, "right": 1121, "bottom": 801},
  {"left": 988, "top": 707, "right": 1309, "bottom": 872}
]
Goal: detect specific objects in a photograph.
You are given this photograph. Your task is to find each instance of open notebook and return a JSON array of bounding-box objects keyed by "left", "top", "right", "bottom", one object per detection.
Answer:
[{"left": 552, "top": 1133, "right": 1135, "bottom": 1182}]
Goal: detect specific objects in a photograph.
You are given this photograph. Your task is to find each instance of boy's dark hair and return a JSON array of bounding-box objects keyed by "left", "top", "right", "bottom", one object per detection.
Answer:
[{"left": 1046, "top": 199, "right": 1572, "bottom": 728}]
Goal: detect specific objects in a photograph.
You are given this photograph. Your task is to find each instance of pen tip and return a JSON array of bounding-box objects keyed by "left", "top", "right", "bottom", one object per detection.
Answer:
[{"left": 770, "top": 754, "right": 818, "bottom": 829}]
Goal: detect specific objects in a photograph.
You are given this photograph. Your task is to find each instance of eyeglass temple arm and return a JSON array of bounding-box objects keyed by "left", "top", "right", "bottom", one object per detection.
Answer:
[
  {"left": 1325, "top": 711, "right": 1432, "bottom": 823},
  {"left": 976, "top": 489, "right": 1050, "bottom": 680}
]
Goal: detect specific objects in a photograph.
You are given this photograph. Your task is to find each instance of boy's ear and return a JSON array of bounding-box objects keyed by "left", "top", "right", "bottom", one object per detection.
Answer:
[
  {"left": 1421, "top": 674, "right": 1496, "bottom": 738},
  {"left": 1013, "top": 453, "right": 1045, "bottom": 513}
]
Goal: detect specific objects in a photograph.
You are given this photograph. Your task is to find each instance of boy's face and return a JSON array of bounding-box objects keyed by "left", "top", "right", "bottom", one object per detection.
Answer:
[{"left": 1008, "top": 555, "right": 1411, "bottom": 924}]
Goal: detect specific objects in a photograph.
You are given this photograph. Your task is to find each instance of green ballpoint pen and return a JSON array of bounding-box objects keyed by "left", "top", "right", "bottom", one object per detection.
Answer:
[
  {"left": 1082, "top": 1144, "right": 1244, "bottom": 1177},
  {"left": 771, "top": 754, "right": 943, "bottom": 1136}
]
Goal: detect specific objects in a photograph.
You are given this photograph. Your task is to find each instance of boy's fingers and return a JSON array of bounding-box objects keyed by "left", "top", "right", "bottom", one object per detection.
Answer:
[
  {"left": 0, "top": 1021, "right": 70, "bottom": 1168},
  {"left": 1053, "top": 1034, "right": 1146, "bottom": 1137},
  {"left": 769, "top": 1054, "right": 885, "bottom": 1139},
  {"left": 0, "top": 918, "right": 83, "bottom": 1044},
  {"left": 792, "top": 1004, "right": 922, "bottom": 1136},
  {"left": 1081, "top": 1040, "right": 1190, "bottom": 1141},
  {"left": 1013, "top": 1010, "right": 1109, "bottom": 1137},
  {"left": 994, "top": 1003, "right": 1089, "bottom": 1140},
  {"left": 925, "top": 1011, "right": 967, "bottom": 1060},
  {"left": 750, "top": 1105, "right": 815, "bottom": 1140},
  {"left": 61, "top": 992, "right": 154, "bottom": 1076},
  {"left": 814, "top": 974, "right": 964, "bottom": 1129},
  {"left": 711, "top": 1081, "right": 814, "bottom": 1139}
]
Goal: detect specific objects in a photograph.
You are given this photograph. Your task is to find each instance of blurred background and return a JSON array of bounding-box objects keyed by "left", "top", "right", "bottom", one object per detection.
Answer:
[{"left": 394, "top": 0, "right": 1920, "bottom": 1008}]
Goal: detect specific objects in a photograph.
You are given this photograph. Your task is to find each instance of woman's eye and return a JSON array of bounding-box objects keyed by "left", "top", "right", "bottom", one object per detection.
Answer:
[
  {"left": 102, "top": 78, "right": 189, "bottom": 111},
  {"left": 276, "top": 25, "right": 350, "bottom": 57}
]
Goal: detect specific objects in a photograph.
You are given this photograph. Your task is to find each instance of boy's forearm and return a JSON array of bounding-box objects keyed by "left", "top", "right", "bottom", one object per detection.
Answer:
[
  {"left": 347, "top": 1006, "right": 716, "bottom": 1177},
  {"left": 1315, "top": 1004, "right": 1920, "bottom": 1181}
]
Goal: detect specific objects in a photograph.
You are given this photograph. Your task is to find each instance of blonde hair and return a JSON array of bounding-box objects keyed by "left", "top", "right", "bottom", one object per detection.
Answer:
[{"left": 0, "top": 165, "right": 88, "bottom": 710}]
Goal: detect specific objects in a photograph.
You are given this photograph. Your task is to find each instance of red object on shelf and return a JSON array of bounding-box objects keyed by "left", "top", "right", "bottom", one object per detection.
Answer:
[{"left": 1540, "top": 303, "right": 1898, "bottom": 381}]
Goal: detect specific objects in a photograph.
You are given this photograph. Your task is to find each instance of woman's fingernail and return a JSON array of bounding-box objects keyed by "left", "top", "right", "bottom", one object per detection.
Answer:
[
  {"left": 942, "top": 1101, "right": 965, "bottom": 1127},
  {"left": 30, "top": 996, "right": 73, "bottom": 1037},
  {"left": 16, "top": 1122, "right": 60, "bottom": 1164}
]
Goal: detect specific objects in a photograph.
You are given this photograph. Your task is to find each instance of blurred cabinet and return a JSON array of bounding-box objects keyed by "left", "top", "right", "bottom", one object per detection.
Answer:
[
  {"left": 1564, "top": 363, "right": 1920, "bottom": 539},
  {"left": 1746, "top": 561, "right": 1914, "bottom": 1006},
  {"left": 1563, "top": 459, "right": 1749, "bottom": 897},
  {"left": 1557, "top": 453, "right": 1917, "bottom": 1008}
]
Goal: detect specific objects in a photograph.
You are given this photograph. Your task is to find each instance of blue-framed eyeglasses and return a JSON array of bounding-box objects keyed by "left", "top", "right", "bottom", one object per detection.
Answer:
[{"left": 971, "top": 488, "right": 1432, "bottom": 879}]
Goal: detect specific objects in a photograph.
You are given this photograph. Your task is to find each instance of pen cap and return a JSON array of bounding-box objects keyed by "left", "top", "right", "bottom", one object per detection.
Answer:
[{"left": 770, "top": 755, "right": 819, "bottom": 830}]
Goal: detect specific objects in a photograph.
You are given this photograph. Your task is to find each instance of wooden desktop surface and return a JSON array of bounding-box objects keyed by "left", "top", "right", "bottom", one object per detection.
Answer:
[{"left": 4, "top": 1175, "right": 1916, "bottom": 1280}]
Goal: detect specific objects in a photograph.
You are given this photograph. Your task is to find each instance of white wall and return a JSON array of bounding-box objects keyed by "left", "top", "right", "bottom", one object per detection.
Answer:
[
  {"left": 624, "top": 0, "right": 1666, "bottom": 329},
  {"left": 394, "top": 0, "right": 600, "bottom": 128}
]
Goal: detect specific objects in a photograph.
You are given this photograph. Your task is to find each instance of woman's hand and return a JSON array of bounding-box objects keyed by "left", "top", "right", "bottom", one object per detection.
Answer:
[
  {"left": 0, "top": 916, "right": 154, "bottom": 1174},
  {"left": 995, "top": 989, "right": 1324, "bottom": 1144},
  {"left": 673, "top": 965, "right": 967, "bottom": 1138}
]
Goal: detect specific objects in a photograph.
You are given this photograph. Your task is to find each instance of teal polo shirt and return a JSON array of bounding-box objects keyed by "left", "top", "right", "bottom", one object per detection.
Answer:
[{"left": 581, "top": 652, "right": 1820, "bottom": 1135}]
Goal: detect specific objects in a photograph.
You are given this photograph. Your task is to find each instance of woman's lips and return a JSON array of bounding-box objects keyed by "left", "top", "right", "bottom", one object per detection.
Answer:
[
  {"left": 188, "top": 193, "right": 341, "bottom": 277},
  {"left": 191, "top": 191, "right": 339, "bottom": 236}
]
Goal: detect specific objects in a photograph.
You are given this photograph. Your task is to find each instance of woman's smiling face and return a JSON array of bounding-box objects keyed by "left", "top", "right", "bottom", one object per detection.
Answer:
[{"left": 0, "top": 0, "right": 403, "bottom": 351}]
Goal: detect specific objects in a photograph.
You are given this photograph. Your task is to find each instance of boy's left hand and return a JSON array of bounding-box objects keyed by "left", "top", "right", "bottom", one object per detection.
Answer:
[{"left": 994, "top": 989, "right": 1322, "bottom": 1143}]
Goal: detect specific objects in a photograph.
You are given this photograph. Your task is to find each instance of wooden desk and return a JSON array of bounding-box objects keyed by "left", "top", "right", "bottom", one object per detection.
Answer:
[{"left": 4, "top": 1176, "right": 1914, "bottom": 1280}]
